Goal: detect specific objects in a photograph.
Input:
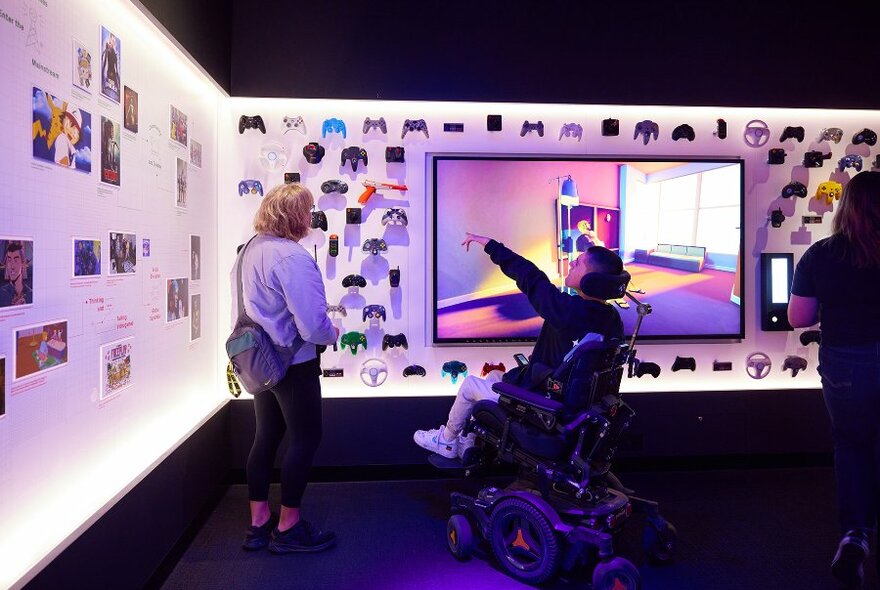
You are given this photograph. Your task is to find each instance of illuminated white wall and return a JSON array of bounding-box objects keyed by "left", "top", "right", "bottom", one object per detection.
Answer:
[{"left": 0, "top": 0, "right": 225, "bottom": 587}]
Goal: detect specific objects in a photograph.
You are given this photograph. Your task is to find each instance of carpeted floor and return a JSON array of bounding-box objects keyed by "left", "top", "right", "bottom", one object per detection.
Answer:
[{"left": 158, "top": 468, "right": 878, "bottom": 590}]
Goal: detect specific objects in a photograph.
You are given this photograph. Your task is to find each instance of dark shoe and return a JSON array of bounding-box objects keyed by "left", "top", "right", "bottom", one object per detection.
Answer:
[
  {"left": 242, "top": 512, "right": 278, "bottom": 551},
  {"left": 831, "top": 530, "right": 869, "bottom": 588},
  {"left": 268, "top": 519, "right": 336, "bottom": 554}
]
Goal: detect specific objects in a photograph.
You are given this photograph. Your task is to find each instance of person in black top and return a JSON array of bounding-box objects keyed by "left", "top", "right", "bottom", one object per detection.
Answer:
[
  {"left": 414, "top": 233, "right": 624, "bottom": 459},
  {"left": 789, "top": 171, "right": 880, "bottom": 589}
]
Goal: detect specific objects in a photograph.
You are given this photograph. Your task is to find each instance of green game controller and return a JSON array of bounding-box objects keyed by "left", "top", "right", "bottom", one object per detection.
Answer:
[{"left": 340, "top": 331, "right": 367, "bottom": 355}]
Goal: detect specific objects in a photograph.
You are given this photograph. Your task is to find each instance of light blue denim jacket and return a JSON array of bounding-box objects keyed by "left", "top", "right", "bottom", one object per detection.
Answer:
[{"left": 230, "top": 234, "right": 336, "bottom": 366}]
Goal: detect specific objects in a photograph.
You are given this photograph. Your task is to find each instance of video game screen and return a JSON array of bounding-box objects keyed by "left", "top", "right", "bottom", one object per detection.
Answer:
[{"left": 432, "top": 156, "right": 744, "bottom": 343}]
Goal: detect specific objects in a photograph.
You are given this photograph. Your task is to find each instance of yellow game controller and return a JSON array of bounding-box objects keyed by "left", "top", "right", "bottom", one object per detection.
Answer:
[
  {"left": 815, "top": 181, "right": 843, "bottom": 205},
  {"left": 576, "top": 220, "right": 592, "bottom": 233}
]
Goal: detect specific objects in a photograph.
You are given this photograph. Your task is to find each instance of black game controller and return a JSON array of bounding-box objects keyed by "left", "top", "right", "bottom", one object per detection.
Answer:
[
  {"left": 382, "top": 333, "right": 408, "bottom": 350},
  {"left": 342, "top": 274, "right": 367, "bottom": 289},
  {"left": 403, "top": 364, "right": 427, "bottom": 377},
  {"left": 672, "top": 124, "right": 695, "bottom": 142},
  {"left": 799, "top": 330, "right": 821, "bottom": 346},
  {"left": 321, "top": 179, "right": 349, "bottom": 194},
  {"left": 362, "top": 304, "right": 386, "bottom": 322},
  {"left": 389, "top": 267, "right": 400, "bottom": 288},
  {"left": 520, "top": 120, "right": 544, "bottom": 137},
  {"left": 487, "top": 115, "right": 502, "bottom": 132},
  {"left": 341, "top": 146, "right": 368, "bottom": 171},
  {"left": 634, "top": 361, "right": 661, "bottom": 378},
  {"left": 781, "top": 181, "right": 808, "bottom": 198},
  {"left": 779, "top": 126, "right": 805, "bottom": 142},
  {"left": 783, "top": 356, "right": 808, "bottom": 377},
  {"left": 402, "top": 119, "right": 429, "bottom": 139},
  {"left": 803, "top": 151, "right": 832, "bottom": 168},
  {"left": 602, "top": 118, "right": 620, "bottom": 136},
  {"left": 852, "top": 128, "right": 877, "bottom": 146},
  {"left": 671, "top": 356, "right": 696, "bottom": 372},
  {"left": 714, "top": 119, "right": 727, "bottom": 139},
  {"left": 346, "top": 208, "right": 362, "bottom": 224},
  {"left": 239, "top": 115, "right": 266, "bottom": 134},
  {"left": 303, "top": 142, "right": 325, "bottom": 164},
  {"left": 768, "top": 148, "right": 786, "bottom": 165},
  {"left": 385, "top": 146, "right": 405, "bottom": 163},
  {"left": 634, "top": 120, "right": 659, "bottom": 144},
  {"left": 770, "top": 209, "right": 786, "bottom": 228},
  {"left": 362, "top": 238, "right": 388, "bottom": 256},
  {"left": 311, "top": 210, "right": 328, "bottom": 231}
]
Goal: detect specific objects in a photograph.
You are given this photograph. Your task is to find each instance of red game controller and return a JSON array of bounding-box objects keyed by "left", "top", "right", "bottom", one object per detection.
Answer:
[{"left": 481, "top": 362, "right": 506, "bottom": 377}]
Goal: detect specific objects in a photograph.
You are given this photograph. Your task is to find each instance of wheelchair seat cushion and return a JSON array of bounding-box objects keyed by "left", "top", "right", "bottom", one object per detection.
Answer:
[
  {"left": 472, "top": 400, "right": 568, "bottom": 460},
  {"left": 491, "top": 382, "right": 563, "bottom": 414}
]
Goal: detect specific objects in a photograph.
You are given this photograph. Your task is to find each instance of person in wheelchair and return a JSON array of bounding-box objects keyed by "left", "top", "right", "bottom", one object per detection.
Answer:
[{"left": 414, "top": 232, "right": 627, "bottom": 460}]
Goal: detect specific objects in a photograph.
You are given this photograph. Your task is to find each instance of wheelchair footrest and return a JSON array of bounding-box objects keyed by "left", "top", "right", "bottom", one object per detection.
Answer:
[{"left": 428, "top": 453, "right": 480, "bottom": 471}]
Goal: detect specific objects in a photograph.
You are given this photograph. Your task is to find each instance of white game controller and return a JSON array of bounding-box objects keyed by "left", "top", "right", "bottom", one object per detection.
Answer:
[
  {"left": 743, "top": 120, "right": 770, "bottom": 148},
  {"left": 282, "top": 115, "right": 306, "bottom": 135},
  {"left": 745, "top": 352, "right": 772, "bottom": 379},
  {"left": 259, "top": 142, "right": 288, "bottom": 171},
  {"left": 360, "top": 358, "right": 388, "bottom": 387}
]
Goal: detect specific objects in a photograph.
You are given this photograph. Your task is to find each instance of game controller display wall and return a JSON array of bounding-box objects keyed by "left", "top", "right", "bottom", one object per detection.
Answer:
[
  {"left": 0, "top": 0, "right": 223, "bottom": 585},
  {"left": 220, "top": 100, "right": 880, "bottom": 397}
]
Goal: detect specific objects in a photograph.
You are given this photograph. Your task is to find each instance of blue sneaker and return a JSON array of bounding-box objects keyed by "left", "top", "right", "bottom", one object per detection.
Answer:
[{"left": 242, "top": 512, "right": 278, "bottom": 551}]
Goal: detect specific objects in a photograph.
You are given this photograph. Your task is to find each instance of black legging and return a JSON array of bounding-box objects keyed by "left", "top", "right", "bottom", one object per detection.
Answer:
[{"left": 247, "top": 358, "right": 323, "bottom": 507}]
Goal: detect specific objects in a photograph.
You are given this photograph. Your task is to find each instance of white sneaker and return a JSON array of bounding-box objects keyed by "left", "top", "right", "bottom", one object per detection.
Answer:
[
  {"left": 457, "top": 433, "right": 476, "bottom": 459},
  {"left": 413, "top": 426, "right": 459, "bottom": 459}
]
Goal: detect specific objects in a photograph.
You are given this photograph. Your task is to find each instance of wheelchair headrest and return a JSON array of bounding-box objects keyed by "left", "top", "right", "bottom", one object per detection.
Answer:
[{"left": 579, "top": 270, "right": 631, "bottom": 300}]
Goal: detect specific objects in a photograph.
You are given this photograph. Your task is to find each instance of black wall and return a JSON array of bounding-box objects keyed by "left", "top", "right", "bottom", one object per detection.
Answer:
[{"left": 228, "top": 0, "right": 880, "bottom": 108}]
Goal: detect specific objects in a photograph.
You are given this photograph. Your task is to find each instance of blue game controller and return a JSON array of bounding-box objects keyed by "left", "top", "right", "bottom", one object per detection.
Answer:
[
  {"left": 441, "top": 361, "right": 468, "bottom": 384},
  {"left": 322, "top": 118, "right": 347, "bottom": 138},
  {"left": 362, "top": 304, "right": 386, "bottom": 323},
  {"left": 838, "top": 154, "right": 863, "bottom": 172},
  {"left": 238, "top": 179, "right": 263, "bottom": 196}
]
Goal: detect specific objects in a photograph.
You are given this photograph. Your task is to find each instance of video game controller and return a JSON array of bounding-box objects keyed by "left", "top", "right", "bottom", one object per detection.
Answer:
[
  {"left": 634, "top": 120, "right": 660, "bottom": 145},
  {"left": 385, "top": 146, "right": 405, "bottom": 163},
  {"left": 852, "top": 128, "right": 877, "bottom": 146},
  {"left": 326, "top": 305, "right": 346, "bottom": 316},
  {"left": 259, "top": 142, "right": 288, "bottom": 171},
  {"left": 634, "top": 361, "right": 661, "bottom": 378},
  {"left": 382, "top": 333, "right": 408, "bottom": 350},
  {"left": 303, "top": 142, "right": 326, "bottom": 164},
  {"left": 328, "top": 234, "right": 339, "bottom": 257},
  {"left": 402, "top": 119, "right": 429, "bottom": 139},
  {"left": 781, "top": 181, "right": 808, "bottom": 199},
  {"left": 311, "top": 210, "right": 328, "bottom": 231},
  {"left": 362, "top": 304, "right": 386, "bottom": 323},
  {"left": 779, "top": 126, "right": 805, "bottom": 142},
  {"left": 363, "top": 117, "right": 387, "bottom": 134},
  {"left": 481, "top": 362, "right": 506, "bottom": 377},
  {"left": 602, "top": 118, "right": 620, "bottom": 136},
  {"left": 239, "top": 115, "right": 266, "bottom": 134},
  {"left": 559, "top": 123, "right": 583, "bottom": 141},
  {"left": 322, "top": 117, "right": 347, "bottom": 138},
  {"left": 346, "top": 208, "right": 362, "bottom": 224},
  {"left": 838, "top": 154, "right": 863, "bottom": 172},
  {"left": 768, "top": 148, "right": 786, "bottom": 165},
  {"left": 770, "top": 209, "right": 786, "bottom": 228},
  {"left": 341, "top": 146, "right": 368, "bottom": 171},
  {"left": 783, "top": 356, "right": 808, "bottom": 377},
  {"left": 342, "top": 274, "right": 367, "bottom": 289},
  {"left": 803, "top": 151, "right": 832, "bottom": 168},
  {"left": 799, "top": 330, "right": 821, "bottom": 346},
  {"left": 714, "top": 119, "right": 728, "bottom": 139},
  {"left": 362, "top": 238, "right": 388, "bottom": 256},
  {"left": 671, "top": 356, "right": 696, "bottom": 372},
  {"left": 441, "top": 361, "right": 468, "bottom": 384},
  {"left": 238, "top": 180, "right": 263, "bottom": 196},
  {"left": 821, "top": 127, "right": 843, "bottom": 143},
  {"left": 282, "top": 115, "right": 306, "bottom": 135},
  {"left": 321, "top": 179, "right": 349, "bottom": 194},
  {"left": 743, "top": 120, "right": 770, "bottom": 148},
  {"left": 816, "top": 181, "right": 843, "bottom": 205},
  {"left": 389, "top": 267, "right": 400, "bottom": 288},
  {"left": 360, "top": 358, "right": 388, "bottom": 387},
  {"left": 381, "top": 208, "right": 408, "bottom": 226},
  {"left": 340, "top": 331, "right": 367, "bottom": 355},
  {"left": 520, "top": 120, "right": 544, "bottom": 137},
  {"left": 672, "top": 124, "right": 695, "bottom": 142},
  {"left": 746, "top": 352, "right": 771, "bottom": 379},
  {"left": 403, "top": 364, "right": 427, "bottom": 377}
]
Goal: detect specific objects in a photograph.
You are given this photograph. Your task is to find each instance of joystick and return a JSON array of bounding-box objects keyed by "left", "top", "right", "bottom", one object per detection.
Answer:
[
  {"left": 671, "top": 356, "right": 696, "bottom": 372},
  {"left": 381, "top": 208, "right": 408, "bottom": 226},
  {"left": 743, "top": 120, "right": 770, "bottom": 148},
  {"left": 803, "top": 151, "right": 832, "bottom": 168},
  {"left": 746, "top": 352, "right": 772, "bottom": 379},
  {"left": 321, "top": 117, "right": 347, "bottom": 138},
  {"left": 559, "top": 123, "right": 583, "bottom": 141},
  {"left": 310, "top": 210, "right": 328, "bottom": 231},
  {"left": 382, "top": 333, "right": 408, "bottom": 350},
  {"left": 852, "top": 128, "right": 877, "bottom": 146},
  {"left": 362, "top": 238, "right": 388, "bottom": 256},
  {"left": 770, "top": 209, "right": 786, "bottom": 228},
  {"left": 341, "top": 146, "right": 368, "bottom": 171},
  {"left": 403, "top": 364, "right": 427, "bottom": 377},
  {"left": 385, "top": 146, "right": 405, "bottom": 163},
  {"left": 634, "top": 120, "right": 660, "bottom": 145},
  {"left": 362, "top": 304, "right": 386, "bottom": 323},
  {"left": 779, "top": 126, "right": 805, "bottom": 142},
  {"left": 340, "top": 331, "right": 367, "bottom": 355},
  {"left": 481, "top": 362, "right": 506, "bottom": 377},
  {"left": 816, "top": 181, "right": 843, "bottom": 205},
  {"left": 282, "top": 115, "right": 306, "bottom": 135},
  {"left": 321, "top": 179, "right": 349, "bottom": 194},
  {"left": 441, "top": 361, "right": 468, "bottom": 384},
  {"left": 672, "top": 124, "right": 695, "bottom": 142},
  {"left": 238, "top": 179, "right": 263, "bottom": 196},
  {"left": 520, "top": 120, "right": 544, "bottom": 137},
  {"left": 820, "top": 128, "right": 843, "bottom": 143},
  {"left": 634, "top": 361, "right": 661, "bottom": 378},
  {"left": 303, "top": 142, "right": 326, "bottom": 164},
  {"left": 781, "top": 181, "right": 808, "bottom": 199},
  {"left": 342, "top": 274, "right": 367, "bottom": 289},
  {"left": 363, "top": 117, "right": 387, "bottom": 134},
  {"left": 838, "top": 154, "right": 863, "bottom": 172},
  {"left": 401, "top": 119, "right": 429, "bottom": 139},
  {"left": 239, "top": 115, "right": 266, "bottom": 134},
  {"left": 783, "top": 356, "right": 808, "bottom": 377}
]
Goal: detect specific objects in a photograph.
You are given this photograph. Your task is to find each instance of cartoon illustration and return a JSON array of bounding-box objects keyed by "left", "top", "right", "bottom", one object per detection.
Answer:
[
  {"left": 14, "top": 320, "right": 68, "bottom": 380},
  {"left": 73, "top": 39, "right": 92, "bottom": 92},
  {"left": 73, "top": 239, "right": 101, "bottom": 278},
  {"left": 0, "top": 239, "right": 33, "bottom": 308},
  {"left": 166, "top": 278, "right": 189, "bottom": 322},
  {"left": 123, "top": 86, "right": 138, "bottom": 133},
  {"left": 108, "top": 232, "right": 136, "bottom": 275},
  {"left": 101, "top": 338, "right": 133, "bottom": 398},
  {"left": 32, "top": 87, "right": 92, "bottom": 172},
  {"left": 100, "top": 116, "right": 121, "bottom": 186},
  {"left": 100, "top": 27, "right": 121, "bottom": 102}
]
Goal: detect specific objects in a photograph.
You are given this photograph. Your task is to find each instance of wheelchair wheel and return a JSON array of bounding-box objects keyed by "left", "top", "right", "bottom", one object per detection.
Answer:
[
  {"left": 488, "top": 498, "right": 561, "bottom": 584},
  {"left": 592, "top": 556, "right": 641, "bottom": 590},
  {"left": 447, "top": 514, "right": 475, "bottom": 559},
  {"left": 642, "top": 519, "right": 677, "bottom": 564}
]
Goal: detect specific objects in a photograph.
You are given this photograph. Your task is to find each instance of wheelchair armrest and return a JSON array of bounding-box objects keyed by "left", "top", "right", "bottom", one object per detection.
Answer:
[{"left": 492, "top": 382, "right": 563, "bottom": 414}]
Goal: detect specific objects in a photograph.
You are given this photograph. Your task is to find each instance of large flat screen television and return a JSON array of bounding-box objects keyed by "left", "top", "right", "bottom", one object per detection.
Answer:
[{"left": 432, "top": 156, "right": 745, "bottom": 343}]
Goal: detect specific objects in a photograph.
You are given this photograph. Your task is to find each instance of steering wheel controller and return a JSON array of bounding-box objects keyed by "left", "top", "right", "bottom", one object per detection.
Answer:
[
  {"left": 360, "top": 358, "right": 388, "bottom": 387},
  {"left": 743, "top": 120, "right": 770, "bottom": 148},
  {"left": 746, "top": 352, "right": 772, "bottom": 379}
]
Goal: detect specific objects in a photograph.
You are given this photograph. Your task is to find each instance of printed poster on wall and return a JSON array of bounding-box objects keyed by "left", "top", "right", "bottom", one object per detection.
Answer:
[
  {"left": 72, "top": 38, "right": 92, "bottom": 93},
  {"left": 100, "top": 116, "right": 121, "bottom": 186},
  {"left": 100, "top": 26, "right": 121, "bottom": 103},
  {"left": 166, "top": 278, "right": 189, "bottom": 323},
  {"left": 123, "top": 86, "right": 138, "bottom": 133},
  {"left": 190, "top": 139, "right": 201, "bottom": 168},
  {"left": 13, "top": 320, "right": 68, "bottom": 381},
  {"left": 170, "top": 105, "right": 187, "bottom": 146},
  {"left": 32, "top": 87, "right": 92, "bottom": 173},
  {"left": 72, "top": 238, "right": 101, "bottom": 278},
  {"left": 108, "top": 231, "right": 136, "bottom": 275},
  {"left": 0, "top": 238, "right": 34, "bottom": 309},
  {"left": 176, "top": 157, "right": 188, "bottom": 209},
  {"left": 190, "top": 235, "right": 200, "bottom": 280},
  {"left": 100, "top": 337, "right": 133, "bottom": 399},
  {"left": 190, "top": 294, "right": 201, "bottom": 341},
  {"left": 0, "top": 356, "right": 5, "bottom": 419}
]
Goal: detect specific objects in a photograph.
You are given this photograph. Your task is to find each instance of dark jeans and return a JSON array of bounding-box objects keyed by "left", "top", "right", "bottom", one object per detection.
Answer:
[
  {"left": 247, "top": 358, "right": 323, "bottom": 508},
  {"left": 819, "top": 343, "right": 880, "bottom": 535}
]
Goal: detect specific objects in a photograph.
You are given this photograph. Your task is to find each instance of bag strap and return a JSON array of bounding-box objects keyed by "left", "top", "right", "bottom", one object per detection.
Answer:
[{"left": 234, "top": 235, "right": 259, "bottom": 321}]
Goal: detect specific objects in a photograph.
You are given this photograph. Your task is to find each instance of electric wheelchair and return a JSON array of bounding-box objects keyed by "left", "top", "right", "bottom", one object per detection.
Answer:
[{"left": 434, "top": 287, "right": 675, "bottom": 589}]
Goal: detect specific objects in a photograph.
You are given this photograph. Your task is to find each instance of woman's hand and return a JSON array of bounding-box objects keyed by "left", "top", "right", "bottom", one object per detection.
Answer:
[{"left": 461, "top": 232, "right": 490, "bottom": 252}]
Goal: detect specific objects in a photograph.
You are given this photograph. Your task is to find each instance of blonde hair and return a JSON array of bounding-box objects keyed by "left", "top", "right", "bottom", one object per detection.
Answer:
[{"left": 253, "top": 183, "right": 314, "bottom": 241}]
